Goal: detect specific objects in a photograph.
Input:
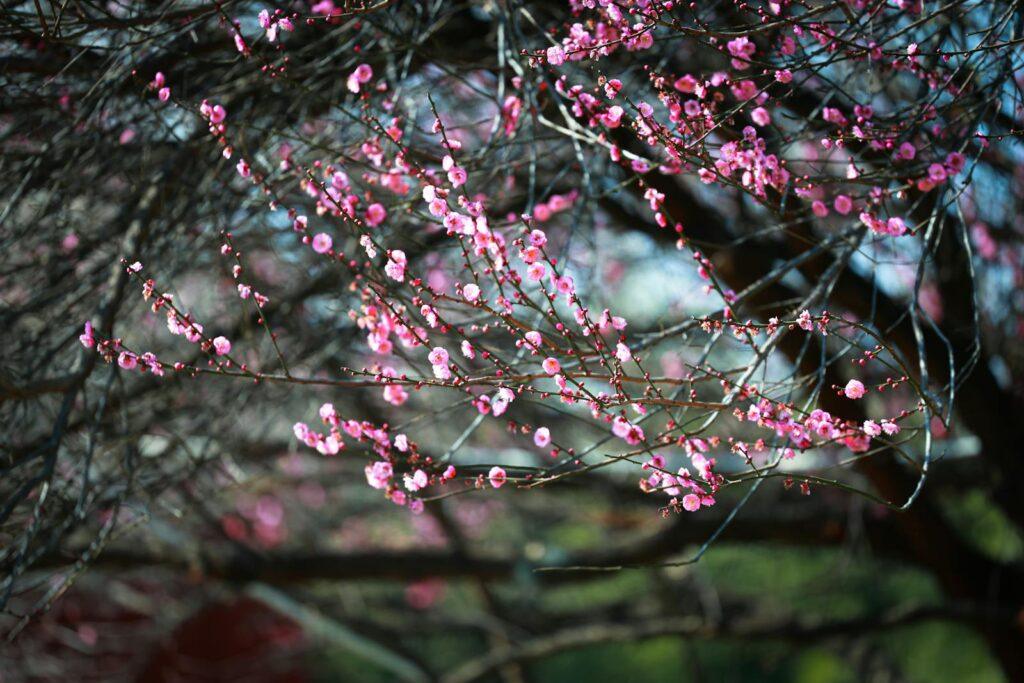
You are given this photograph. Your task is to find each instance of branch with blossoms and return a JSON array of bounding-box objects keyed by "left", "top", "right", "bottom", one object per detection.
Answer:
[
  {"left": 4, "top": 0, "right": 1024, "bottom": 677},
  {"left": 79, "top": 44, "right": 928, "bottom": 523}
]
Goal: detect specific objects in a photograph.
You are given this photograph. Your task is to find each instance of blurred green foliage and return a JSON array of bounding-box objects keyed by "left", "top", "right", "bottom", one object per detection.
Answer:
[{"left": 307, "top": 539, "right": 1005, "bottom": 682}]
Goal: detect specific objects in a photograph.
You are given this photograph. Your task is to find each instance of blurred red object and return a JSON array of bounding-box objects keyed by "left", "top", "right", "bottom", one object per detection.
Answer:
[{"left": 136, "top": 596, "right": 307, "bottom": 683}]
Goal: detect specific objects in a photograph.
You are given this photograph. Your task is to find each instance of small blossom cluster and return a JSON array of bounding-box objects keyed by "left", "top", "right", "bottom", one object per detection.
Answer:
[
  {"left": 740, "top": 397, "right": 901, "bottom": 456},
  {"left": 639, "top": 450, "right": 720, "bottom": 512},
  {"left": 293, "top": 403, "right": 457, "bottom": 512}
]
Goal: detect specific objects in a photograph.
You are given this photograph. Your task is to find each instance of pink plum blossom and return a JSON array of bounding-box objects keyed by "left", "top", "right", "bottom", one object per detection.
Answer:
[
  {"left": 312, "top": 233, "right": 333, "bottom": 254},
  {"left": 488, "top": 466, "right": 507, "bottom": 488},
  {"left": 844, "top": 379, "right": 866, "bottom": 400}
]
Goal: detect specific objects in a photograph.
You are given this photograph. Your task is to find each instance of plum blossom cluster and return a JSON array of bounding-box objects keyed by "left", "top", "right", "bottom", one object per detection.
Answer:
[
  {"left": 93, "top": 0, "right": 949, "bottom": 524},
  {"left": 541, "top": 0, "right": 980, "bottom": 255},
  {"left": 257, "top": 8, "right": 295, "bottom": 43},
  {"left": 292, "top": 402, "right": 459, "bottom": 512},
  {"left": 79, "top": 262, "right": 235, "bottom": 378},
  {"left": 640, "top": 451, "right": 720, "bottom": 513},
  {"left": 152, "top": 84, "right": 920, "bottom": 515},
  {"left": 80, "top": 320, "right": 166, "bottom": 377},
  {"left": 738, "top": 396, "right": 902, "bottom": 456}
]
